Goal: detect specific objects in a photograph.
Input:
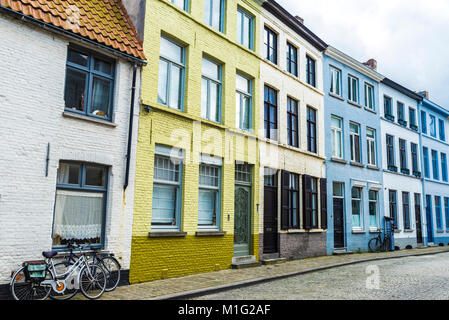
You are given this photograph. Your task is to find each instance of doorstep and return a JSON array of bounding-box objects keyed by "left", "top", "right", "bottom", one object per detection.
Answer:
[
  {"left": 261, "top": 258, "right": 287, "bottom": 265},
  {"left": 333, "top": 248, "right": 354, "bottom": 255},
  {"left": 231, "top": 255, "right": 261, "bottom": 269}
]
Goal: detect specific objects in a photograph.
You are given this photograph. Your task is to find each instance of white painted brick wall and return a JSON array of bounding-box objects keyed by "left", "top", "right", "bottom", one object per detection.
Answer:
[{"left": 0, "top": 14, "right": 141, "bottom": 284}]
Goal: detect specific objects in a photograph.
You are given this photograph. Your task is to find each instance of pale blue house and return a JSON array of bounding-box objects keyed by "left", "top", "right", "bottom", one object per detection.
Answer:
[{"left": 323, "top": 46, "right": 385, "bottom": 254}]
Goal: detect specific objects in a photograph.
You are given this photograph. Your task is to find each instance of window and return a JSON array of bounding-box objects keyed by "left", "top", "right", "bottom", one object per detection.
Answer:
[
  {"left": 399, "top": 139, "right": 408, "bottom": 173},
  {"left": 397, "top": 102, "right": 406, "bottom": 124},
  {"left": 236, "top": 73, "right": 252, "bottom": 131},
  {"left": 307, "top": 107, "right": 317, "bottom": 153},
  {"left": 435, "top": 196, "right": 442, "bottom": 230},
  {"left": 423, "top": 147, "right": 430, "bottom": 178},
  {"left": 331, "top": 116, "right": 343, "bottom": 159},
  {"left": 204, "top": 0, "right": 225, "bottom": 32},
  {"left": 402, "top": 192, "right": 410, "bottom": 230},
  {"left": 369, "top": 190, "right": 378, "bottom": 228},
  {"left": 409, "top": 108, "right": 417, "bottom": 130},
  {"left": 198, "top": 156, "right": 222, "bottom": 229},
  {"left": 386, "top": 135, "right": 396, "bottom": 170},
  {"left": 429, "top": 115, "right": 436, "bottom": 137},
  {"left": 441, "top": 153, "right": 448, "bottom": 182},
  {"left": 439, "top": 119, "right": 446, "bottom": 141},
  {"left": 281, "top": 171, "right": 299, "bottom": 229},
  {"left": 364, "top": 83, "right": 374, "bottom": 110},
  {"left": 53, "top": 162, "right": 108, "bottom": 247},
  {"left": 366, "top": 128, "right": 376, "bottom": 166},
  {"left": 287, "top": 97, "right": 299, "bottom": 147},
  {"left": 264, "top": 85, "right": 278, "bottom": 140},
  {"left": 330, "top": 66, "right": 342, "bottom": 96},
  {"left": 411, "top": 143, "right": 419, "bottom": 175},
  {"left": 170, "top": 0, "right": 188, "bottom": 11},
  {"left": 64, "top": 47, "right": 115, "bottom": 120},
  {"left": 445, "top": 198, "right": 449, "bottom": 230},
  {"left": 286, "top": 42, "right": 298, "bottom": 77},
  {"left": 389, "top": 190, "right": 398, "bottom": 228},
  {"left": 302, "top": 175, "right": 320, "bottom": 230},
  {"left": 351, "top": 187, "right": 362, "bottom": 228},
  {"left": 348, "top": 76, "right": 359, "bottom": 104},
  {"left": 264, "top": 168, "right": 278, "bottom": 187},
  {"left": 152, "top": 145, "right": 183, "bottom": 229},
  {"left": 264, "top": 27, "right": 277, "bottom": 64},
  {"left": 201, "top": 57, "right": 222, "bottom": 122},
  {"left": 310, "top": 178, "right": 319, "bottom": 229},
  {"left": 158, "top": 36, "right": 185, "bottom": 110},
  {"left": 349, "top": 122, "right": 361, "bottom": 163},
  {"left": 384, "top": 96, "right": 393, "bottom": 118},
  {"left": 432, "top": 150, "right": 439, "bottom": 180},
  {"left": 421, "top": 111, "right": 427, "bottom": 134},
  {"left": 237, "top": 8, "right": 253, "bottom": 49},
  {"left": 235, "top": 163, "right": 252, "bottom": 184},
  {"left": 306, "top": 55, "right": 316, "bottom": 87}
]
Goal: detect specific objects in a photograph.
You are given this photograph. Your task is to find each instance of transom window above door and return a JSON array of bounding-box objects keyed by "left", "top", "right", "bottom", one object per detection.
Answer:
[{"left": 64, "top": 47, "right": 115, "bottom": 121}]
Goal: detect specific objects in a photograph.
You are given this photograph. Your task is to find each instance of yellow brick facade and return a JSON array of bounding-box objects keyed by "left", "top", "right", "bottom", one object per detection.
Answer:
[{"left": 130, "top": 0, "right": 263, "bottom": 283}]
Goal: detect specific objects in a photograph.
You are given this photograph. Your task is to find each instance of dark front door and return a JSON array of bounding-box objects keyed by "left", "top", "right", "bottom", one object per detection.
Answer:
[
  {"left": 415, "top": 194, "right": 423, "bottom": 244},
  {"left": 333, "top": 198, "right": 345, "bottom": 248},
  {"left": 263, "top": 186, "right": 278, "bottom": 253}
]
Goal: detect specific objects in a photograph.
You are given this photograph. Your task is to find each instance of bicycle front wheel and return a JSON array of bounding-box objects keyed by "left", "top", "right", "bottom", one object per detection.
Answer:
[
  {"left": 79, "top": 263, "right": 106, "bottom": 299},
  {"left": 368, "top": 237, "right": 382, "bottom": 252},
  {"left": 48, "top": 262, "right": 78, "bottom": 300},
  {"left": 100, "top": 256, "right": 121, "bottom": 292},
  {"left": 10, "top": 266, "right": 53, "bottom": 300}
]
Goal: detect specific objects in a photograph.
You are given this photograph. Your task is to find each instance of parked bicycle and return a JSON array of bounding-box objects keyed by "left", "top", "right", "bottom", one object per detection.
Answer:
[
  {"left": 10, "top": 246, "right": 107, "bottom": 300},
  {"left": 49, "top": 241, "right": 120, "bottom": 300},
  {"left": 368, "top": 229, "right": 392, "bottom": 253}
]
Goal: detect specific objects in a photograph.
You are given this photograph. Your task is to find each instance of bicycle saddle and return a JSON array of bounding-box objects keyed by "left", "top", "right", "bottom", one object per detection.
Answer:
[{"left": 42, "top": 251, "right": 58, "bottom": 258}]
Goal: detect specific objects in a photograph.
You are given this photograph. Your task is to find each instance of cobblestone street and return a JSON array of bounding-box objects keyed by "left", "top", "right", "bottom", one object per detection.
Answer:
[{"left": 194, "top": 252, "right": 449, "bottom": 300}]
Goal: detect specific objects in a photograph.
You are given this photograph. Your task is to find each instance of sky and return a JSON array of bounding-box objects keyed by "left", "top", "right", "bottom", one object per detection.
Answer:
[{"left": 277, "top": 0, "right": 449, "bottom": 107}]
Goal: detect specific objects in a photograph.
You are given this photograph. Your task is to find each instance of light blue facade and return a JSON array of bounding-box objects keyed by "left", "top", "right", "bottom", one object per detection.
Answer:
[
  {"left": 419, "top": 97, "right": 449, "bottom": 246},
  {"left": 323, "top": 48, "right": 385, "bottom": 254}
]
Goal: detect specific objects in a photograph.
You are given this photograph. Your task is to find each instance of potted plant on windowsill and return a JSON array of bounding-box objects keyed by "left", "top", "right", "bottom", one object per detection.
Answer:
[
  {"left": 410, "top": 124, "right": 419, "bottom": 131},
  {"left": 401, "top": 168, "right": 410, "bottom": 175},
  {"left": 388, "top": 165, "right": 398, "bottom": 172},
  {"left": 413, "top": 171, "right": 422, "bottom": 178},
  {"left": 398, "top": 119, "right": 408, "bottom": 126},
  {"left": 385, "top": 114, "right": 395, "bottom": 121}
]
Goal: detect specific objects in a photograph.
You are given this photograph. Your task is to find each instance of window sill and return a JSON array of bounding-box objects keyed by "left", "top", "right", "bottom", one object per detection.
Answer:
[
  {"left": 350, "top": 161, "right": 365, "bottom": 168},
  {"left": 364, "top": 107, "right": 377, "bottom": 114},
  {"left": 352, "top": 229, "right": 366, "bottom": 234},
  {"left": 367, "top": 165, "right": 380, "bottom": 171},
  {"left": 404, "top": 229, "right": 414, "bottom": 233},
  {"left": 63, "top": 111, "right": 117, "bottom": 127},
  {"left": 394, "top": 229, "right": 401, "bottom": 233},
  {"left": 195, "top": 231, "right": 227, "bottom": 237},
  {"left": 148, "top": 231, "right": 187, "bottom": 238},
  {"left": 283, "top": 229, "right": 325, "bottom": 234},
  {"left": 437, "top": 230, "right": 445, "bottom": 233},
  {"left": 369, "top": 228, "right": 381, "bottom": 234},
  {"left": 347, "top": 100, "right": 362, "bottom": 108},
  {"left": 331, "top": 157, "right": 347, "bottom": 165},
  {"left": 329, "top": 92, "right": 344, "bottom": 101}
]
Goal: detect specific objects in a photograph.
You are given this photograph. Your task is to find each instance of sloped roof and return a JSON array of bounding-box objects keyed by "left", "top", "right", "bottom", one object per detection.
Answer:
[{"left": 0, "top": 0, "right": 145, "bottom": 61}]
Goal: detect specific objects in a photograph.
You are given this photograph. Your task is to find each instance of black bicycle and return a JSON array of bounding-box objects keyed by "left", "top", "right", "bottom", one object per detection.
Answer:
[
  {"left": 368, "top": 229, "right": 392, "bottom": 253},
  {"left": 49, "top": 241, "right": 121, "bottom": 300}
]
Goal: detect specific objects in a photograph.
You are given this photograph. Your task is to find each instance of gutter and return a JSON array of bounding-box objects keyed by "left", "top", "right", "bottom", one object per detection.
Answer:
[
  {"left": 0, "top": 5, "right": 147, "bottom": 66},
  {"left": 124, "top": 63, "right": 138, "bottom": 190}
]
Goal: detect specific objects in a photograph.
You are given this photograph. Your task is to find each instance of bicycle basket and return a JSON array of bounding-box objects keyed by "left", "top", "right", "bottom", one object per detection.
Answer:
[{"left": 23, "top": 260, "right": 47, "bottom": 279}]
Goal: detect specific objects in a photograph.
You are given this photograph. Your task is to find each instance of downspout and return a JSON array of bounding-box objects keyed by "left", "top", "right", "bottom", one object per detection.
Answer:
[
  {"left": 417, "top": 99, "right": 428, "bottom": 246},
  {"left": 124, "top": 63, "right": 138, "bottom": 190}
]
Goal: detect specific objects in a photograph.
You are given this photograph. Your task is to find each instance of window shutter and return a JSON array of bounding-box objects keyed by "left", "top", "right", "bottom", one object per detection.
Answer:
[
  {"left": 302, "top": 175, "right": 312, "bottom": 230},
  {"left": 281, "top": 171, "right": 290, "bottom": 230},
  {"left": 320, "top": 178, "right": 328, "bottom": 230}
]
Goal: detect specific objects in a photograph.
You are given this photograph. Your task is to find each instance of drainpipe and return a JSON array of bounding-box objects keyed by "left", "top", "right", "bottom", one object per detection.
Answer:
[
  {"left": 417, "top": 100, "right": 428, "bottom": 246},
  {"left": 124, "top": 63, "right": 138, "bottom": 190}
]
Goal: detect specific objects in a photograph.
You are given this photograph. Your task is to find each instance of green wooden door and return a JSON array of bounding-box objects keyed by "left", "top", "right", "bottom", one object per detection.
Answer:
[{"left": 234, "top": 185, "right": 251, "bottom": 257}]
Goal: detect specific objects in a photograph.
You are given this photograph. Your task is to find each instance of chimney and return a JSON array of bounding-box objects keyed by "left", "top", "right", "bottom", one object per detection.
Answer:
[
  {"left": 418, "top": 91, "right": 429, "bottom": 99},
  {"left": 295, "top": 16, "right": 304, "bottom": 24},
  {"left": 122, "top": 0, "right": 147, "bottom": 41},
  {"left": 363, "top": 59, "right": 377, "bottom": 71}
]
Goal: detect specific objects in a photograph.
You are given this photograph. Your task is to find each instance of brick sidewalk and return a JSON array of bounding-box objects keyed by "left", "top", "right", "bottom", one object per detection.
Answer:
[{"left": 76, "top": 246, "right": 449, "bottom": 300}]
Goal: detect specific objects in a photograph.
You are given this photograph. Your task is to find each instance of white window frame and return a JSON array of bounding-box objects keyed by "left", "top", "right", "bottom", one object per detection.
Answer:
[
  {"left": 331, "top": 115, "right": 343, "bottom": 159},
  {"left": 364, "top": 83, "right": 374, "bottom": 110},
  {"left": 348, "top": 75, "right": 359, "bottom": 104},
  {"left": 236, "top": 73, "right": 252, "bottom": 131},
  {"left": 349, "top": 122, "right": 361, "bottom": 163},
  {"left": 366, "top": 127, "right": 376, "bottom": 166},
  {"left": 330, "top": 66, "right": 342, "bottom": 96}
]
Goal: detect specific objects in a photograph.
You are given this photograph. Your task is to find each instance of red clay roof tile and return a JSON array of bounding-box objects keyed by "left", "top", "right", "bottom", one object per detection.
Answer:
[{"left": 0, "top": 0, "right": 145, "bottom": 60}]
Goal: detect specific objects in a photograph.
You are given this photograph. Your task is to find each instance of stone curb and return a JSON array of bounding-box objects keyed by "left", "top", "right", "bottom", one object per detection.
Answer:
[{"left": 151, "top": 248, "right": 449, "bottom": 300}]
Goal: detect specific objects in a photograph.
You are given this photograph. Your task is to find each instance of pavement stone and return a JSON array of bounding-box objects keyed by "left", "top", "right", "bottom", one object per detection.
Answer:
[{"left": 72, "top": 246, "right": 449, "bottom": 300}]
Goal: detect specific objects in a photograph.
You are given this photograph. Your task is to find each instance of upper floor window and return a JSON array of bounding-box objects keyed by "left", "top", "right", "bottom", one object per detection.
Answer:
[
  {"left": 236, "top": 73, "right": 252, "bottom": 131},
  {"left": 366, "top": 128, "right": 376, "bottom": 166},
  {"left": 384, "top": 96, "right": 393, "bottom": 119},
  {"left": 432, "top": 149, "right": 439, "bottom": 180},
  {"left": 158, "top": 36, "right": 185, "bottom": 110},
  {"left": 306, "top": 55, "right": 316, "bottom": 87},
  {"left": 411, "top": 143, "right": 419, "bottom": 175},
  {"left": 201, "top": 57, "right": 222, "bottom": 123},
  {"left": 397, "top": 102, "right": 406, "bottom": 125},
  {"left": 399, "top": 139, "right": 408, "bottom": 172},
  {"left": 423, "top": 147, "right": 430, "bottom": 178},
  {"left": 349, "top": 122, "right": 361, "bottom": 163},
  {"left": 307, "top": 107, "right": 317, "bottom": 153},
  {"left": 421, "top": 111, "right": 427, "bottom": 134},
  {"left": 439, "top": 119, "right": 446, "bottom": 141},
  {"left": 287, "top": 97, "right": 299, "bottom": 148},
  {"left": 264, "top": 85, "right": 278, "bottom": 141},
  {"left": 286, "top": 42, "right": 298, "bottom": 77},
  {"left": 331, "top": 116, "right": 343, "bottom": 159},
  {"left": 348, "top": 75, "right": 359, "bottom": 104},
  {"left": 237, "top": 8, "right": 253, "bottom": 49},
  {"left": 409, "top": 108, "right": 418, "bottom": 131},
  {"left": 64, "top": 47, "right": 115, "bottom": 121},
  {"left": 429, "top": 115, "right": 436, "bottom": 138},
  {"left": 441, "top": 153, "right": 448, "bottom": 182},
  {"left": 364, "top": 83, "right": 374, "bottom": 111},
  {"left": 386, "top": 134, "right": 395, "bottom": 170},
  {"left": 330, "top": 66, "right": 342, "bottom": 96},
  {"left": 264, "top": 26, "right": 278, "bottom": 64},
  {"left": 204, "top": 0, "right": 225, "bottom": 32},
  {"left": 170, "top": 0, "right": 188, "bottom": 11}
]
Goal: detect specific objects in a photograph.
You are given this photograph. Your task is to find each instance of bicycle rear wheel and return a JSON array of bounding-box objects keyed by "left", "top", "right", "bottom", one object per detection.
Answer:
[
  {"left": 79, "top": 263, "right": 106, "bottom": 299},
  {"left": 368, "top": 237, "right": 382, "bottom": 252},
  {"left": 383, "top": 237, "right": 392, "bottom": 252},
  {"left": 99, "top": 256, "right": 121, "bottom": 292},
  {"left": 48, "top": 262, "right": 78, "bottom": 300},
  {"left": 10, "top": 266, "right": 53, "bottom": 300}
]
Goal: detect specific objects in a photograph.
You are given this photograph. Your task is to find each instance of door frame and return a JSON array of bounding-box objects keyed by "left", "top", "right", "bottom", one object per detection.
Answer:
[{"left": 332, "top": 182, "right": 345, "bottom": 249}]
